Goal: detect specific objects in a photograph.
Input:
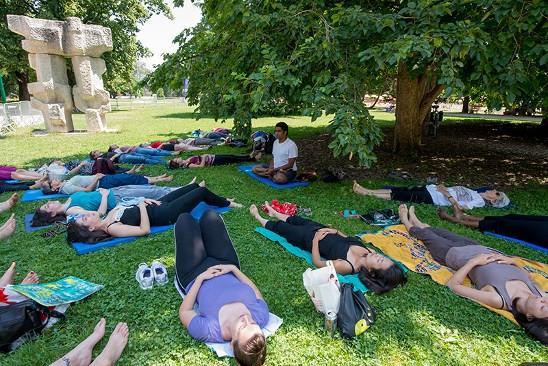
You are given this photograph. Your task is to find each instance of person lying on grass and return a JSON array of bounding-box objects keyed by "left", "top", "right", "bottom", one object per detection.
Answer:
[
  {"left": 249, "top": 202, "right": 407, "bottom": 294},
  {"left": 66, "top": 184, "right": 242, "bottom": 243},
  {"left": 399, "top": 204, "right": 548, "bottom": 344},
  {"left": 141, "top": 140, "right": 210, "bottom": 152},
  {"left": 438, "top": 200, "right": 548, "bottom": 248},
  {"left": 41, "top": 173, "right": 173, "bottom": 196},
  {"left": 31, "top": 177, "right": 194, "bottom": 227},
  {"left": 353, "top": 181, "right": 510, "bottom": 209},
  {"left": 107, "top": 144, "right": 175, "bottom": 157},
  {"left": 252, "top": 122, "right": 298, "bottom": 185},
  {"left": 50, "top": 318, "right": 129, "bottom": 366},
  {"left": 168, "top": 153, "right": 260, "bottom": 170},
  {"left": 0, "top": 165, "right": 45, "bottom": 183},
  {"left": 175, "top": 210, "right": 268, "bottom": 366},
  {"left": 89, "top": 150, "right": 165, "bottom": 166}
]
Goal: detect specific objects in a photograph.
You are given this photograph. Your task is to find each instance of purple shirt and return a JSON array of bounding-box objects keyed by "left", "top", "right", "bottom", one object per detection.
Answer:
[{"left": 186, "top": 273, "right": 269, "bottom": 343}]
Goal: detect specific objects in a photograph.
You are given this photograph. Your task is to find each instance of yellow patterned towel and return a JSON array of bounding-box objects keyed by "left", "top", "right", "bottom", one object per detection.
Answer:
[{"left": 360, "top": 225, "right": 548, "bottom": 323}]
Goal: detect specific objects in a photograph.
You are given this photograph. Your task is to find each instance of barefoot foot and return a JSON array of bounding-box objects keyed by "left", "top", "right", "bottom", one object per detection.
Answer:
[
  {"left": 0, "top": 214, "right": 16, "bottom": 241},
  {"left": 0, "top": 261, "right": 16, "bottom": 287},
  {"left": 57, "top": 318, "right": 106, "bottom": 366},
  {"left": 198, "top": 180, "right": 206, "bottom": 187},
  {"left": 91, "top": 322, "right": 129, "bottom": 366},
  {"left": 21, "top": 271, "right": 39, "bottom": 284}
]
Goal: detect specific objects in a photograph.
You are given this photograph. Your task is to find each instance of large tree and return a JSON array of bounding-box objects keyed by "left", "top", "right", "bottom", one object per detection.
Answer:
[
  {"left": 0, "top": 0, "right": 171, "bottom": 100},
  {"left": 146, "top": 0, "right": 546, "bottom": 166}
]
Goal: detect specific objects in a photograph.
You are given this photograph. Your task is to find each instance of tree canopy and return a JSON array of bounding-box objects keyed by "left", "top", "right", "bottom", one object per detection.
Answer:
[{"left": 147, "top": 0, "right": 547, "bottom": 166}]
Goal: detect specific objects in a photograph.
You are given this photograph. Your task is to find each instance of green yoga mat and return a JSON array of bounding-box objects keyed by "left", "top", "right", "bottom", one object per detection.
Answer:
[{"left": 255, "top": 227, "right": 369, "bottom": 292}]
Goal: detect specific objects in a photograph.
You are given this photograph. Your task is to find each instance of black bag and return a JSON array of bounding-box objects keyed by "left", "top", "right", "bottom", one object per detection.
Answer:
[
  {"left": 337, "top": 283, "right": 376, "bottom": 338},
  {"left": 0, "top": 299, "right": 64, "bottom": 353}
]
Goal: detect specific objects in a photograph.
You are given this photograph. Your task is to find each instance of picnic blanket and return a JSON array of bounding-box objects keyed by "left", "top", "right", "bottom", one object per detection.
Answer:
[
  {"left": 359, "top": 225, "right": 548, "bottom": 323},
  {"left": 238, "top": 165, "right": 309, "bottom": 189},
  {"left": 255, "top": 227, "right": 369, "bottom": 292}
]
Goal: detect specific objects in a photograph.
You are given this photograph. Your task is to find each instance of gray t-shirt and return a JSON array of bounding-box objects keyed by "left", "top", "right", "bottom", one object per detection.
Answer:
[{"left": 60, "top": 175, "right": 95, "bottom": 195}]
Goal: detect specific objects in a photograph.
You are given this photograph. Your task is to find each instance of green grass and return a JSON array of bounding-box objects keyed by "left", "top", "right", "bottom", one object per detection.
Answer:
[{"left": 0, "top": 104, "right": 546, "bottom": 365}]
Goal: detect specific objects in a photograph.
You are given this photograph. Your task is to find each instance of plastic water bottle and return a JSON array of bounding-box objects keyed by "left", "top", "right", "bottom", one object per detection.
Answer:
[{"left": 325, "top": 311, "right": 337, "bottom": 337}]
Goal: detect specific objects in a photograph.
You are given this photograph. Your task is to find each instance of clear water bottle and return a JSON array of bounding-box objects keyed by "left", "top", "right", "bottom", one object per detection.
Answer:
[{"left": 324, "top": 311, "right": 337, "bottom": 337}]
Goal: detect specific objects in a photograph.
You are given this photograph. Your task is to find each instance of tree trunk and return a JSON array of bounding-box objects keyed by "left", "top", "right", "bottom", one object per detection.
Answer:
[
  {"left": 462, "top": 95, "right": 470, "bottom": 114},
  {"left": 15, "top": 71, "right": 30, "bottom": 101},
  {"left": 393, "top": 62, "right": 443, "bottom": 153}
]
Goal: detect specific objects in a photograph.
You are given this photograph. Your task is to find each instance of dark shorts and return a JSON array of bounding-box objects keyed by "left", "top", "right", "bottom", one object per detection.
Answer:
[
  {"left": 161, "top": 143, "right": 175, "bottom": 151},
  {"left": 390, "top": 186, "right": 433, "bottom": 204},
  {"left": 257, "top": 164, "right": 297, "bottom": 183}
]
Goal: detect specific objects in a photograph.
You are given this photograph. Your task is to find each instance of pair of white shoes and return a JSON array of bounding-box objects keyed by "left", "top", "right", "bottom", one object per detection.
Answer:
[{"left": 135, "top": 261, "right": 168, "bottom": 290}]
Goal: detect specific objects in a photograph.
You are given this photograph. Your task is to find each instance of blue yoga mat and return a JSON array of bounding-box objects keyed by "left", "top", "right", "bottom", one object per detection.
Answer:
[
  {"left": 4, "top": 179, "right": 21, "bottom": 184},
  {"left": 255, "top": 227, "right": 368, "bottom": 292},
  {"left": 484, "top": 232, "right": 548, "bottom": 254},
  {"left": 21, "top": 190, "right": 68, "bottom": 202},
  {"left": 238, "top": 165, "right": 310, "bottom": 189},
  {"left": 24, "top": 213, "right": 52, "bottom": 233},
  {"left": 72, "top": 203, "right": 232, "bottom": 255}
]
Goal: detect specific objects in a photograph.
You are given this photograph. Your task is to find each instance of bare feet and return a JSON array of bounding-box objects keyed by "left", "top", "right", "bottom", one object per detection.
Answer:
[
  {"left": 352, "top": 180, "right": 367, "bottom": 195},
  {"left": 21, "top": 271, "right": 39, "bottom": 285},
  {"left": 437, "top": 208, "right": 453, "bottom": 221},
  {"left": 188, "top": 176, "right": 197, "bottom": 185},
  {"left": 228, "top": 199, "right": 243, "bottom": 209},
  {"left": 162, "top": 174, "right": 173, "bottom": 182},
  {"left": 52, "top": 318, "right": 106, "bottom": 366},
  {"left": 0, "top": 262, "right": 16, "bottom": 287},
  {"left": 90, "top": 322, "right": 129, "bottom": 366},
  {"left": 198, "top": 180, "right": 206, "bottom": 187},
  {"left": 0, "top": 214, "right": 16, "bottom": 240},
  {"left": 0, "top": 193, "right": 19, "bottom": 213},
  {"left": 398, "top": 204, "right": 412, "bottom": 230},
  {"left": 409, "top": 206, "right": 429, "bottom": 229},
  {"left": 263, "top": 201, "right": 277, "bottom": 217}
]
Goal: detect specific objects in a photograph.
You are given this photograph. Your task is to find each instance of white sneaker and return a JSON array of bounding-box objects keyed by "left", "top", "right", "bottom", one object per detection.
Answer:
[
  {"left": 151, "top": 261, "right": 168, "bottom": 286},
  {"left": 135, "top": 263, "right": 154, "bottom": 290}
]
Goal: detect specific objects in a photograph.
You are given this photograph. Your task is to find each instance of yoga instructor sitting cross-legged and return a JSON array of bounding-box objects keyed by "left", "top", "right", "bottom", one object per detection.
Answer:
[{"left": 252, "top": 122, "right": 298, "bottom": 185}]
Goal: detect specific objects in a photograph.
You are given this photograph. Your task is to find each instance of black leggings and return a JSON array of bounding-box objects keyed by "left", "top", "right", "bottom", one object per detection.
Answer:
[
  {"left": 478, "top": 214, "right": 548, "bottom": 247},
  {"left": 0, "top": 181, "right": 33, "bottom": 193},
  {"left": 175, "top": 210, "right": 240, "bottom": 290},
  {"left": 144, "top": 184, "right": 230, "bottom": 226},
  {"left": 265, "top": 216, "right": 325, "bottom": 251},
  {"left": 390, "top": 186, "right": 434, "bottom": 204},
  {"left": 409, "top": 227, "right": 479, "bottom": 265},
  {"left": 212, "top": 154, "right": 256, "bottom": 166}
]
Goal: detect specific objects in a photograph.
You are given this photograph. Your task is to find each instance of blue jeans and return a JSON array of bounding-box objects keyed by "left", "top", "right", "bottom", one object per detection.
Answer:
[
  {"left": 133, "top": 147, "right": 172, "bottom": 157},
  {"left": 118, "top": 154, "right": 164, "bottom": 165}
]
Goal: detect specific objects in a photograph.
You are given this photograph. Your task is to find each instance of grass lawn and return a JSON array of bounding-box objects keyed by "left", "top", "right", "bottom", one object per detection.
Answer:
[{"left": 0, "top": 104, "right": 546, "bottom": 365}]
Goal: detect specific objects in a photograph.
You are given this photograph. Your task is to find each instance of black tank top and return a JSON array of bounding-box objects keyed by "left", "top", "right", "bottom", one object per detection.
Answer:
[{"left": 318, "top": 235, "right": 363, "bottom": 274}]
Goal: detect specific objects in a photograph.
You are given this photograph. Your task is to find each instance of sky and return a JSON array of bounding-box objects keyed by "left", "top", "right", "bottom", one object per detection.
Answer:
[{"left": 136, "top": 0, "right": 202, "bottom": 70}]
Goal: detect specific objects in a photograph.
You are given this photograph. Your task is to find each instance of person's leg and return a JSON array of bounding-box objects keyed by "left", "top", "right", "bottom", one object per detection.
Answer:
[
  {"left": 273, "top": 169, "right": 296, "bottom": 184},
  {"left": 89, "top": 322, "right": 129, "bottom": 366},
  {"left": 148, "top": 187, "right": 230, "bottom": 226},
  {"left": 193, "top": 138, "right": 221, "bottom": 146},
  {"left": 0, "top": 262, "right": 16, "bottom": 287},
  {"left": 0, "top": 166, "right": 17, "bottom": 180},
  {"left": 119, "top": 154, "right": 163, "bottom": 165},
  {"left": 11, "top": 169, "right": 44, "bottom": 181},
  {"left": 111, "top": 185, "right": 178, "bottom": 202},
  {"left": 478, "top": 215, "right": 548, "bottom": 247},
  {"left": 50, "top": 319, "right": 106, "bottom": 366},
  {"left": 0, "top": 193, "right": 18, "bottom": 214},
  {"left": 252, "top": 164, "right": 271, "bottom": 177},
  {"left": 0, "top": 182, "right": 33, "bottom": 193},
  {"left": 249, "top": 205, "right": 269, "bottom": 227},
  {"left": 352, "top": 181, "right": 392, "bottom": 199},
  {"left": 98, "top": 173, "right": 149, "bottom": 189},
  {"left": 175, "top": 213, "right": 211, "bottom": 288},
  {"left": 0, "top": 213, "right": 16, "bottom": 241},
  {"left": 199, "top": 210, "right": 240, "bottom": 267},
  {"left": 144, "top": 174, "right": 173, "bottom": 184},
  {"left": 158, "top": 183, "right": 200, "bottom": 203},
  {"left": 262, "top": 216, "right": 315, "bottom": 249},
  {"left": 389, "top": 186, "right": 433, "bottom": 204},
  {"left": 177, "top": 144, "right": 207, "bottom": 151},
  {"left": 134, "top": 147, "right": 172, "bottom": 157},
  {"left": 212, "top": 155, "right": 256, "bottom": 166}
]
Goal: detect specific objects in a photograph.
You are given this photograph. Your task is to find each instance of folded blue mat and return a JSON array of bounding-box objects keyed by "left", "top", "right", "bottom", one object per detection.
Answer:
[
  {"left": 4, "top": 179, "right": 21, "bottom": 184},
  {"left": 21, "top": 189, "right": 68, "bottom": 202},
  {"left": 72, "top": 203, "right": 232, "bottom": 255},
  {"left": 484, "top": 232, "right": 548, "bottom": 254},
  {"left": 255, "top": 227, "right": 368, "bottom": 292},
  {"left": 238, "top": 165, "right": 310, "bottom": 189}
]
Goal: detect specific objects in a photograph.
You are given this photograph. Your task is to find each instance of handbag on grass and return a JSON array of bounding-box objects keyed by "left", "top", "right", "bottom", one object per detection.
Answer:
[
  {"left": 302, "top": 260, "right": 341, "bottom": 314},
  {"left": 337, "top": 283, "right": 376, "bottom": 338}
]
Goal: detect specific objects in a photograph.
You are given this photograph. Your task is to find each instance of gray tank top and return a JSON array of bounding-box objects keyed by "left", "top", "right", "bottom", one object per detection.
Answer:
[{"left": 445, "top": 245, "right": 543, "bottom": 310}]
